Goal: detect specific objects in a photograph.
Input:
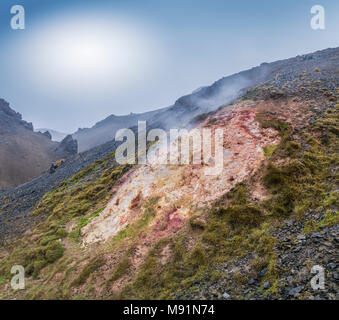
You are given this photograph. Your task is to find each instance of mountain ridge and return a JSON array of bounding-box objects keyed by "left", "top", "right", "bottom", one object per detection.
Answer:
[
  {"left": 36, "top": 128, "right": 68, "bottom": 142},
  {"left": 73, "top": 47, "right": 339, "bottom": 152},
  {"left": 0, "top": 47, "right": 338, "bottom": 300},
  {"left": 0, "top": 99, "right": 78, "bottom": 189}
]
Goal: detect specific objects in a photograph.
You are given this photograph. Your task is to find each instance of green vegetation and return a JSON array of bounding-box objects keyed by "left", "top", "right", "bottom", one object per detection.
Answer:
[
  {"left": 69, "top": 207, "right": 104, "bottom": 243},
  {"left": 189, "top": 215, "right": 206, "bottom": 230},
  {"left": 216, "top": 205, "right": 263, "bottom": 229},
  {"left": 120, "top": 95, "right": 339, "bottom": 299},
  {"left": 304, "top": 209, "right": 339, "bottom": 234},
  {"left": 0, "top": 152, "right": 132, "bottom": 284},
  {"left": 263, "top": 145, "right": 277, "bottom": 158},
  {"left": 21, "top": 241, "right": 64, "bottom": 278},
  {"left": 0, "top": 276, "right": 7, "bottom": 287},
  {"left": 107, "top": 247, "right": 133, "bottom": 285},
  {"left": 120, "top": 182, "right": 277, "bottom": 299},
  {"left": 255, "top": 114, "right": 289, "bottom": 134},
  {"left": 261, "top": 105, "right": 338, "bottom": 218},
  {"left": 71, "top": 256, "right": 104, "bottom": 286},
  {"left": 109, "top": 255, "right": 130, "bottom": 282},
  {"left": 111, "top": 197, "right": 160, "bottom": 245},
  {"left": 0, "top": 90, "right": 338, "bottom": 300},
  {"left": 32, "top": 153, "right": 131, "bottom": 221}
]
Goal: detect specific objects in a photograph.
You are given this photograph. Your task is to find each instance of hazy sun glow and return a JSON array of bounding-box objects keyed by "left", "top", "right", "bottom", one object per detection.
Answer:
[{"left": 12, "top": 13, "right": 157, "bottom": 93}]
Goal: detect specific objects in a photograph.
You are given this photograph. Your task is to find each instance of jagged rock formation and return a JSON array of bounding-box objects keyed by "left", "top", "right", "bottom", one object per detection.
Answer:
[
  {"left": 0, "top": 47, "right": 338, "bottom": 300},
  {"left": 56, "top": 135, "right": 78, "bottom": 155},
  {"left": 0, "top": 100, "right": 77, "bottom": 188},
  {"left": 36, "top": 128, "right": 68, "bottom": 142},
  {"left": 41, "top": 131, "right": 52, "bottom": 140},
  {"left": 0, "top": 99, "right": 33, "bottom": 134}
]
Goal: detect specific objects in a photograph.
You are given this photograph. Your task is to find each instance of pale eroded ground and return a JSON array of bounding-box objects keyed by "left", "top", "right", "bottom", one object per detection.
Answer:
[{"left": 82, "top": 100, "right": 280, "bottom": 245}]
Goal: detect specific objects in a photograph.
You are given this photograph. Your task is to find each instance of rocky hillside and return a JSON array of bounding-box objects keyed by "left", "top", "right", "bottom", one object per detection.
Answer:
[
  {"left": 0, "top": 47, "right": 338, "bottom": 300},
  {"left": 74, "top": 49, "right": 334, "bottom": 153},
  {"left": 0, "top": 99, "right": 78, "bottom": 189},
  {"left": 36, "top": 128, "right": 68, "bottom": 142},
  {"left": 73, "top": 109, "right": 166, "bottom": 152}
]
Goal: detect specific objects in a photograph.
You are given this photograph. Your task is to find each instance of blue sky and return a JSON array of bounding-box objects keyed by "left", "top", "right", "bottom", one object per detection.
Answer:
[{"left": 0, "top": 0, "right": 338, "bottom": 132}]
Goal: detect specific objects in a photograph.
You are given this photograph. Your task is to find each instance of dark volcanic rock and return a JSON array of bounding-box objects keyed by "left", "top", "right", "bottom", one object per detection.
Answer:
[
  {"left": 42, "top": 131, "right": 52, "bottom": 140},
  {"left": 57, "top": 134, "right": 78, "bottom": 155},
  {"left": 0, "top": 99, "right": 27, "bottom": 134}
]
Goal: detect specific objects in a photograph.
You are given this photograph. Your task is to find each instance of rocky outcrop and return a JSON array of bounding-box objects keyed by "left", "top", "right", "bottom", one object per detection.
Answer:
[
  {"left": 178, "top": 217, "right": 338, "bottom": 300},
  {"left": 0, "top": 101, "right": 76, "bottom": 188},
  {"left": 57, "top": 135, "right": 78, "bottom": 155},
  {"left": 36, "top": 128, "right": 68, "bottom": 142},
  {"left": 0, "top": 99, "right": 22, "bottom": 120},
  {"left": 41, "top": 131, "right": 52, "bottom": 140},
  {"left": 0, "top": 99, "right": 33, "bottom": 134}
]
